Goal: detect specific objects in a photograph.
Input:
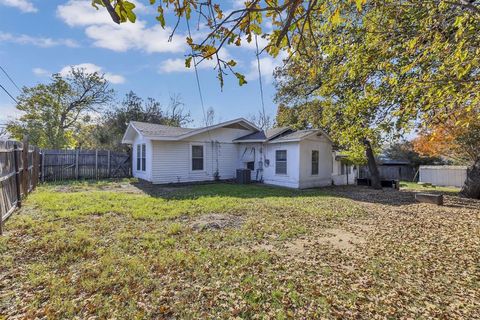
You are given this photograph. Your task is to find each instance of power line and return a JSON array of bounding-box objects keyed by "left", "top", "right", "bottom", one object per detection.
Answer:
[
  {"left": 255, "top": 34, "right": 267, "bottom": 129},
  {"left": 185, "top": 17, "right": 209, "bottom": 130},
  {"left": 0, "top": 66, "right": 21, "bottom": 92},
  {"left": 0, "top": 83, "right": 18, "bottom": 104}
]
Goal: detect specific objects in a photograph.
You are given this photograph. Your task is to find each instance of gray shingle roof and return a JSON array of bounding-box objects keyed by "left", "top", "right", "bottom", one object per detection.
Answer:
[
  {"left": 131, "top": 121, "right": 195, "bottom": 137},
  {"left": 265, "top": 127, "right": 291, "bottom": 139},
  {"left": 234, "top": 126, "right": 292, "bottom": 142},
  {"left": 272, "top": 129, "right": 318, "bottom": 142}
]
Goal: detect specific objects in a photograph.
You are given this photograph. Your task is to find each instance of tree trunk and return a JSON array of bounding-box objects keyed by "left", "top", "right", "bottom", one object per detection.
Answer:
[
  {"left": 363, "top": 138, "right": 382, "bottom": 189},
  {"left": 460, "top": 159, "right": 480, "bottom": 199}
]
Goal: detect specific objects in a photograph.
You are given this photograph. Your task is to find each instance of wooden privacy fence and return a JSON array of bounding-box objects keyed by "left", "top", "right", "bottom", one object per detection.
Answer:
[
  {"left": 41, "top": 149, "right": 131, "bottom": 182},
  {"left": 0, "top": 139, "right": 41, "bottom": 234}
]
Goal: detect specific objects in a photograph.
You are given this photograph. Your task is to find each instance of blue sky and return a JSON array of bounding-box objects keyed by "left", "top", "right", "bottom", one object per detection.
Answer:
[{"left": 0, "top": 0, "right": 282, "bottom": 127}]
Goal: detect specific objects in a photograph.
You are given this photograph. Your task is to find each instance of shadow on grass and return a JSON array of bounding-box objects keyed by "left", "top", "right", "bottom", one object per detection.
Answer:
[
  {"left": 130, "top": 180, "right": 329, "bottom": 200},
  {"left": 131, "top": 180, "right": 423, "bottom": 207}
]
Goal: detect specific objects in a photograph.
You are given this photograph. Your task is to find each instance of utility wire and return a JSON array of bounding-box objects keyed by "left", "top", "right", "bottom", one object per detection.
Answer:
[
  {"left": 255, "top": 34, "right": 267, "bottom": 129},
  {"left": 0, "top": 83, "right": 18, "bottom": 104},
  {"left": 0, "top": 66, "right": 21, "bottom": 92},
  {"left": 185, "top": 17, "right": 210, "bottom": 132}
]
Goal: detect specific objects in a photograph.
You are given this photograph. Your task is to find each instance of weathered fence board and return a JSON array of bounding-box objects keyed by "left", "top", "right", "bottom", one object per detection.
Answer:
[
  {"left": 41, "top": 149, "right": 131, "bottom": 182},
  {"left": 0, "top": 139, "right": 41, "bottom": 234}
]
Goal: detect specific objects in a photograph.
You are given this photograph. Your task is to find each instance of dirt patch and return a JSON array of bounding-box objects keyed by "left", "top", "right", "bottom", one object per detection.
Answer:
[
  {"left": 246, "top": 227, "right": 367, "bottom": 259},
  {"left": 317, "top": 228, "right": 366, "bottom": 250},
  {"left": 54, "top": 185, "right": 78, "bottom": 193},
  {"left": 189, "top": 214, "right": 245, "bottom": 231}
]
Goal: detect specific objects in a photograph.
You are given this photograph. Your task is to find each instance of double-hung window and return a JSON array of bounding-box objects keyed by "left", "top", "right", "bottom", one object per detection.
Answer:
[
  {"left": 275, "top": 150, "right": 287, "bottom": 175},
  {"left": 136, "top": 144, "right": 146, "bottom": 171},
  {"left": 191, "top": 145, "right": 204, "bottom": 171},
  {"left": 311, "top": 150, "right": 319, "bottom": 175}
]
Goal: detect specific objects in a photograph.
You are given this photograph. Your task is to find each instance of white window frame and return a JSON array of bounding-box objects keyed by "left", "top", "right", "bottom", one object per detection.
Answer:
[
  {"left": 311, "top": 150, "right": 319, "bottom": 176},
  {"left": 136, "top": 143, "right": 146, "bottom": 172},
  {"left": 275, "top": 149, "right": 287, "bottom": 175},
  {"left": 190, "top": 143, "right": 206, "bottom": 172}
]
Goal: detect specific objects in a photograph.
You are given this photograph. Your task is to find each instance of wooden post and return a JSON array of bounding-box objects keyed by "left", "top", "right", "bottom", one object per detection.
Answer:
[
  {"left": 21, "top": 138, "right": 29, "bottom": 196},
  {"left": 75, "top": 149, "right": 79, "bottom": 180},
  {"left": 95, "top": 149, "right": 98, "bottom": 180},
  {"left": 34, "top": 147, "right": 40, "bottom": 188},
  {"left": 13, "top": 143, "right": 22, "bottom": 208},
  {"left": 41, "top": 150, "right": 45, "bottom": 182},
  {"left": 107, "top": 150, "right": 111, "bottom": 178}
]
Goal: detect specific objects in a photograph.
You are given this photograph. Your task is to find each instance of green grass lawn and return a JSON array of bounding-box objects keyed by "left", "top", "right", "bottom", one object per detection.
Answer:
[
  {"left": 400, "top": 181, "right": 461, "bottom": 194},
  {"left": 1, "top": 180, "right": 479, "bottom": 319}
]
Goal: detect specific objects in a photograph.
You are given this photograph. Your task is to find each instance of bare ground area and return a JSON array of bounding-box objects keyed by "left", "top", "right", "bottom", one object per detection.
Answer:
[{"left": 1, "top": 181, "right": 479, "bottom": 319}]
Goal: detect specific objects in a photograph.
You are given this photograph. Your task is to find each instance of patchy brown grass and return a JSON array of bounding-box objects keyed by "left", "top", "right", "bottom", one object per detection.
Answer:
[{"left": 1, "top": 180, "right": 479, "bottom": 319}]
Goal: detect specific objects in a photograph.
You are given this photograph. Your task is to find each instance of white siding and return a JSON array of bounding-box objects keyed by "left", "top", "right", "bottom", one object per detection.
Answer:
[
  {"left": 132, "top": 134, "right": 153, "bottom": 182},
  {"left": 331, "top": 154, "right": 356, "bottom": 185},
  {"left": 237, "top": 143, "right": 263, "bottom": 181},
  {"left": 151, "top": 127, "right": 253, "bottom": 184},
  {"left": 298, "top": 136, "right": 333, "bottom": 188},
  {"left": 419, "top": 166, "right": 467, "bottom": 188},
  {"left": 263, "top": 142, "right": 300, "bottom": 188}
]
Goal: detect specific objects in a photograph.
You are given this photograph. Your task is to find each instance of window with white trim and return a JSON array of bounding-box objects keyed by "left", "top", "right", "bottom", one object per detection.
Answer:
[
  {"left": 275, "top": 150, "right": 287, "bottom": 175},
  {"left": 136, "top": 144, "right": 146, "bottom": 171},
  {"left": 191, "top": 145, "right": 204, "bottom": 171},
  {"left": 311, "top": 150, "right": 319, "bottom": 175}
]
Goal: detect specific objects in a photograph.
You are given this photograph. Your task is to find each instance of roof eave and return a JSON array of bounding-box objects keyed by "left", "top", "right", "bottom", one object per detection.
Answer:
[
  {"left": 121, "top": 123, "right": 140, "bottom": 144},
  {"left": 176, "top": 118, "right": 260, "bottom": 140},
  {"left": 233, "top": 139, "right": 267, "bottom": 143},
  {"left": 267, "top": 139, "right": 301, "bottom": 144}
]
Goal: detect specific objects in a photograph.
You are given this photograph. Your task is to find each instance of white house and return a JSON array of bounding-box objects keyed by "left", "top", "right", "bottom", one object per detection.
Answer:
[{"left": 122, "top": 118, "right": 353, "bottom": 189}]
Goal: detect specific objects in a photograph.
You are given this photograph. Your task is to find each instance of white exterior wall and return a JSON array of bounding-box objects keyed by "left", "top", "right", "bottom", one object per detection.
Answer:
[
  {"left": 263, "top": 142, "right": 300, "bottom": 188},
  {"left": 331, "top": 155, "right": 356, "bottom": 185},
  {"left": 298, "top": 136, "right": 333, "bottom": 188},
  {"left": 132, "top": 134, "right": 153, "bottom": 182},
  {"left": 419, "top": 166, "right": 467, "bottom": 188},
  {"left": 151, "top": 127, "right": 252, "bottom": 184},
  {"left": 237, "top": 143, "right": 264, "bottom": 181}
]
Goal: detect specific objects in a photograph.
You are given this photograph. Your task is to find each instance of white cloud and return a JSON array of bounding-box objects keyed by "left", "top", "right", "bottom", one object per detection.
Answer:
[
  {"left": 0, "top": 0, "right": 37, "bottom": 13},
  {"left": 0, "top": 103, "right": 23, "bottom": 122},
  {"left": 238, "top": 35, "right": 269, "bottom": 51},
  {"left": 245, "top": 52, "right": 287, "bottom": 83},
  {"left": 57, "top": 0, "right": 186, "bottom": 54},
  {"left": 158, "top": 58, "right": 193, "bottom": 73},
  {"left": 158, "top": 49, "right": 232, "bottom": 73},
  {"left": 32, "top": 68, "right": 50, "bottom": 77},
  {"left": 0, "top": 32, "right": 79, "bottom": 48},
  {"left": 60, "top": 63, "right": 126, "bottom": 84},
  {"left": 158, "top": 58, "right": 218, "bottom": 73},
  {"left": 57, "top": 0, "right": 112, "bottom": 26}
]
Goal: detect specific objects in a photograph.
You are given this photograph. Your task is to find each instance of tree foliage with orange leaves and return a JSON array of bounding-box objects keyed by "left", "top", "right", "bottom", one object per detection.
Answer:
[
  {"left": 413, "top": 113, "right": 480, "bottom": 198},
  {"left": 413, "top": 116, "right": 480, "bottom": 164}
]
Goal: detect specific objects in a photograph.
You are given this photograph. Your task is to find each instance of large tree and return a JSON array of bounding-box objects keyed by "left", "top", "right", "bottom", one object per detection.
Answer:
[
  {"left": 93, "top": 0, "right": 479, "bottom": 193},
  {"left": 92, "top": 91, "right": 191, "bottom": 150},
  {"left": 7, "top": 68, "right": 113, "bottom": 149}
]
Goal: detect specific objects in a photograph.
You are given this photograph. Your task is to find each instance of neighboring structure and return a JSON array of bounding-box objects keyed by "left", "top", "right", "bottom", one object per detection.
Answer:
[
  {"left": 419, "top": 165, "right": 467, "bottom": 188},
  {"left": 331, "top": 153, "right": 357, "bottom": 185},
  {"left": 122, "top": 118, "right": 350, "bottom": 189},
  {"left": 358, "top": 158, "right": 415, "bottom": 181}
]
